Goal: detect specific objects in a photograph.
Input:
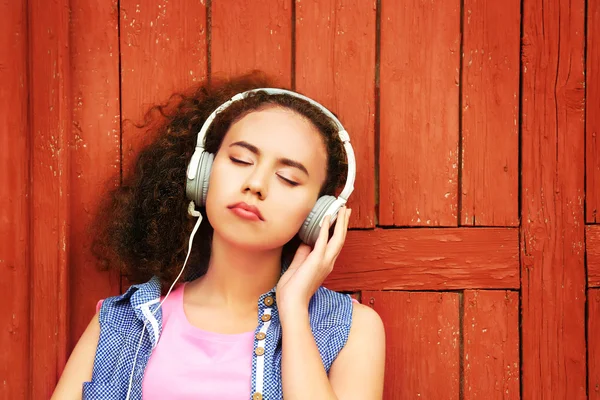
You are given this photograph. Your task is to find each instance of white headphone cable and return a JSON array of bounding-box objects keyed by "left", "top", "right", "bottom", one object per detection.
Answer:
[
  {"left": 125, "top": 201, "right": 202, "bottom": 399},
  {"left": 152, "top": 201, "right": 203, "bottom": 316}
]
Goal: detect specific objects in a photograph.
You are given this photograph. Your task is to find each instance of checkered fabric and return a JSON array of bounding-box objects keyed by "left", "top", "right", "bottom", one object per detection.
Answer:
[{"left": 82, "top": 276, "right": 353, "bottom": 399}]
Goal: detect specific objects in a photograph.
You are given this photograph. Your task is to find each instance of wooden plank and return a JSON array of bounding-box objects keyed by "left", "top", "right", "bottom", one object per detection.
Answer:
[
  {"left": 211, "top": 0, "right": 292, "bottom": 86},
  {"left": 69, "top": 0, "right": 122, "bottom": 350},
  {"left": 586, "top": 0, "right": 600, "bottom": 222},
  {"left": 520, "top": 0, "right": 587, "bottom": 396},
  {"left": 589, "top": 289, "right": 600, "bottom": 398},
  {"left": 120, "top": 0, "right": 208, "bottom": 174},
  {"left": 586, "top": 225, "right": 600, "bottom": 287},
  {"left": 28, "top": 0, "right": 71, "bottom": 396},
  {"left": 0, "top": 1, "right": 30, "bottom": 396},
  {"left": 379, "top": 0, "right": 461, "bottom": 227},
  {"left": 463, "top": 290, "right": 520, "bottom": 399},
  {"left": 461, "top": 0, "right": 520, "bottom": 226},
  {"left": 119, "top": 1, "right": 207, "bottom": 293},
  {"left": 363, "top": 291, "right": 460, "bottom": 399},
  {"left": 325, "top": 228, "right": 519, "bottom": 291},
  {"left": 295, "top": 0, "right": 376, "bottom": 228}
]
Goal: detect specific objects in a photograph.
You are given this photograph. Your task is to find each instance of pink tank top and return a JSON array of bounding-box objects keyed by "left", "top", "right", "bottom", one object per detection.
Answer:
[
  {"left": 142, "top": 283, "right": 255, "bottom": 398},
  {"left": 96, "top": 284, "right": 358, "bottom": 398}
]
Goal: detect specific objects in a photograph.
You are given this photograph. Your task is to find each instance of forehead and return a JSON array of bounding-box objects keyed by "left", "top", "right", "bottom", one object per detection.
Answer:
[{"left": 224, "top": 107, "right": 328, "bottom": 171}]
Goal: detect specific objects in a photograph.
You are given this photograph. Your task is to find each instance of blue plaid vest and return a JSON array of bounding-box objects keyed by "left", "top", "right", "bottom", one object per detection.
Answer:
[{"left": 82, "top": 276, "right": 353, "bottom": 399}]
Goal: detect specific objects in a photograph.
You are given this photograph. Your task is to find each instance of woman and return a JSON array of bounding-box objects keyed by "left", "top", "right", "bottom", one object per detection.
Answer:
[{"left": 52, "top": 71, "right": 385, "bottom": 399}]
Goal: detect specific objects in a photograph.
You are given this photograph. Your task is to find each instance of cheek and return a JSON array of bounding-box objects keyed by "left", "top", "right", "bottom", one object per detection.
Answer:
[
  {"left": 204, "top": 159, "right": 234, "bottom": 213},
  {"left": 270, "top": 192, "right": 317, "bottom": 233}
]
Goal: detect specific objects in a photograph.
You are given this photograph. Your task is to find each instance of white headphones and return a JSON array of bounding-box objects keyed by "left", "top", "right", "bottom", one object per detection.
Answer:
[{"left": 185, "top": 88, "right": 356, "bottom": 246}]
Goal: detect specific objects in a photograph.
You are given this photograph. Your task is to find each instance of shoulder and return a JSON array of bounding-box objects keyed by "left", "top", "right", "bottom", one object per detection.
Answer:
[
  {"left": 349, "top": 302, "right": 385, "bottom": 344},
  {"left": 342, "top": 302, "right": 385, "bottom": 365},
  {"left": 327, "top": 302, "right": 385, "bottom": 397}
]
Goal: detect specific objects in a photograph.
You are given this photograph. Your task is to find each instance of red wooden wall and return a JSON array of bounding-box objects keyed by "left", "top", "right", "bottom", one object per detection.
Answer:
[{"left": 0, "top": 0, "right": 597, "bottom": 398}]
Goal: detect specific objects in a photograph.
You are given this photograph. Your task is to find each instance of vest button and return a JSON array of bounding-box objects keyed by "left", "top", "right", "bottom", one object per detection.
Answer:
[
  {"left": 263, "top": 296, "right": 274, "bottom": 306},
  {"left": 261, "top": 314, "right": 272, "bottom": 322},
  {"left": 255, "top": 347, "right": 265, "bottom": 356},
  {"left": 255, "top": 332, "right": 266, "bottom": 340},
  {"left": 253, "top": 393, "right": 263, "bottom": 400}
]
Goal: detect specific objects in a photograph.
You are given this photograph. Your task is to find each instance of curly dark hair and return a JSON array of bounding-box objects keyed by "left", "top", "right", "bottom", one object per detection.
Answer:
[{"left": 92, "top": 71, "right": 348, "bottom": 287}]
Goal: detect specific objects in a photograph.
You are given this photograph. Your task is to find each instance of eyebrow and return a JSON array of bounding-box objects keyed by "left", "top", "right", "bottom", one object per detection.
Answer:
[{"left": 229, "top": 140, "right": 310, "bottom": 176}]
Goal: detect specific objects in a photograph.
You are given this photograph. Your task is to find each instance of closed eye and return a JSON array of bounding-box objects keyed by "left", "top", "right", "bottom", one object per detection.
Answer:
[
  {"left": 278, "top": 175, "right": 299, "bottom": 187},
  {"left": 230, "top": 156, "right": 298, "bottom": 186},
  {"left": 230, "top": 157, "right": 251, "bottom": 165}
]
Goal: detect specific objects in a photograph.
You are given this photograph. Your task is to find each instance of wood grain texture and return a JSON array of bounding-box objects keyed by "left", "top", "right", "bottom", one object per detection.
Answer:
[
  {"left": 69, "top": 0, "right": 122, "bottom": 350},
  {"left": 211, "top": 0, "right": 292, "bottom": 86},
  {"left": 463, "top": 290, "right": 520, "bottom": 400},
  {"left": 295, "top": 0, "right": 376, "bottom": 229},
  {"left": 587, "top": 225, "right": 600, "bottom": 287},
  {"left": 589, "top": 290, "right": 600, "bottom": 398},
  {"left": 120, "top": 0, "right": 207, "bottom": 174},
  {"left": 461, "top": 0, "right": 520, "bottom": 226},
  {"left": 586, "top": 0, "right": 600, "bottom": 222},
  {"left": 325, "top": 228, "right": 519, "bottom": 291},
  {"left": 28, "top": 0, "right": 71, "bottom": 396},
  {"left": 379, "top": 0, "right": 461, "bottom": 227},
  {"left": 520, "top": 0, "right": 587, "bottom": 396},
  {"left": 363, "top": 291, "right": 460, "bottom": 399},
  {"left": 0, "top": 1, "right": 30, "bottom": 396}
]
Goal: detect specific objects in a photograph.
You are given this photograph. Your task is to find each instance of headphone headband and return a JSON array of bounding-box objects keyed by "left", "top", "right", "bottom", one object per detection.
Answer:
[{"left": 186, "top": 88, "right": 355, "bottom": 204}]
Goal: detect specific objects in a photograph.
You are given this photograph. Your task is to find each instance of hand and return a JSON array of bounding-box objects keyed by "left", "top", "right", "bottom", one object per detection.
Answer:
[{"left": 276, "top": 207, "right": 352, "bottom": 316}]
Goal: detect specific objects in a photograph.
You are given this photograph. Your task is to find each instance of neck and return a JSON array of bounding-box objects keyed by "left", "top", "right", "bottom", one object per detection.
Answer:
[{"left": 188, "top": 231, "right": 283, "bottom": 309}]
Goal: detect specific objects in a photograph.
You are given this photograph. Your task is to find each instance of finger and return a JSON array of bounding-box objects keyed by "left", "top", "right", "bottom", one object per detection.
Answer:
[
  {"left": 299, "top": 215, "right": 331, "bottom": 274},
  {"left": 333, "top": 206, "right": 347, "bottom": 235},
  {"left": 312, "top": 214, "right": 331, "bottom": 256},
  {"left": 326, "top": 208, "right": 351, "bottom": 264},
  {"left": 330, "top": 207, "right": 347, "bottom": 244},
  {"left": 344, "top": 208, "right": 352, "bottom": 235},
  {"left": 325, "top": 208, "right": 349, "bottom": 260},
  {"left": 342, "top": 208, "right": 352, "bottom": 241}
]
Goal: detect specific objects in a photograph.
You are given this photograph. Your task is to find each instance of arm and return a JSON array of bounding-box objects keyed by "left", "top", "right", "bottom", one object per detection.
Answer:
[
  {"left": 280, "top": 306, "right": 336, "bottom": 399},
  {"left": 51, "top": 312, "right": 100, "bottom": 400},
  {"left": 279, "top": 207, "right": 386, "bottom": 398},
  {"left": 328, "top": 303, "right": 386, "bottom": 399},
  {"left": 281, "top": 302, "right": 385, "bottom": 400}
]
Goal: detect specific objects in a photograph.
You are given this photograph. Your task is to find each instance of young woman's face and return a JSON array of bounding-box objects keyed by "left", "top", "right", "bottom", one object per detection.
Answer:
[{"left": 205, "top": 106, "right": 329, "bottom": 250}]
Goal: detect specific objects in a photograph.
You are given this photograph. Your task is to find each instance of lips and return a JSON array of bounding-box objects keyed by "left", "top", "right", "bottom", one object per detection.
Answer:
[{"left": 227, "top": 202, "right": 264, "bottom": 221}]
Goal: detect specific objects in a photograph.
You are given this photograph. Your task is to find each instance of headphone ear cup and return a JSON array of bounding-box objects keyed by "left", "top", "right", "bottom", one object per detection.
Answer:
[
  {"left": 299, "top": 195, "right": 337, "bottom": 246},
  {"left": 186, "top": 151, "right": 214, "bottom": 206}
]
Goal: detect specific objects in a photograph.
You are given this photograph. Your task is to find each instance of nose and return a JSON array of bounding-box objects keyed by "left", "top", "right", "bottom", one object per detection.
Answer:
[{"left": 242, "top": 165, "right": 269, "bottom": 200}]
